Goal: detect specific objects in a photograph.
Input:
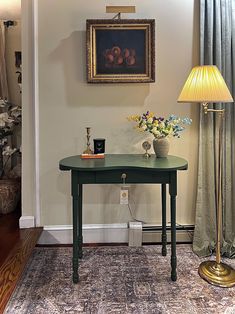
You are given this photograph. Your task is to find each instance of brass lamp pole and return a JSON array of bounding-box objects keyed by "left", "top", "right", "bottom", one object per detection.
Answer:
[{"left": 178, "top": 65, "right": 235, "bottom": 288}]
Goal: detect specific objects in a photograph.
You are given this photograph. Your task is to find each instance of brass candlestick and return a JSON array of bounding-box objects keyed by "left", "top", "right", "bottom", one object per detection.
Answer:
[{"left": 83, "top": 127, "right": 93, "bottom": 154}]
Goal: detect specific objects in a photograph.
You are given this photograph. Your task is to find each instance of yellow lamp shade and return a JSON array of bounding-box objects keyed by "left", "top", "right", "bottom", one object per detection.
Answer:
[{"left": 178, "top": 65, "right": 233, "bottom": 103}]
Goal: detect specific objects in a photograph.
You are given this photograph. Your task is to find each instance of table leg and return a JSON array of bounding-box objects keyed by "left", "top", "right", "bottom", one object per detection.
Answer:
[
  {"left": 161, "top": 183, "right": 167, "bottom": 256},
  {"left": 169, "top": 172, "right": 177, "bottom": 281},
  {"left": 72, "top": 171, "right": 79, "bottom": 283},
  {"left": 78, "top": 184, "right": 83, "bottom": 259}
]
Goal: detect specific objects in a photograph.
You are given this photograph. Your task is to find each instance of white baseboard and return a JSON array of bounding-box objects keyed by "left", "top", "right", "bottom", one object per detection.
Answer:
[
  {"left": 37, "top": 223, "right": 193, "bottom": 245},
  {"left": 19, "top": 216, "right": 35, "bottom": 228},
  {"left": 38, "top": 223, "right": 128, "bottom": 245}
]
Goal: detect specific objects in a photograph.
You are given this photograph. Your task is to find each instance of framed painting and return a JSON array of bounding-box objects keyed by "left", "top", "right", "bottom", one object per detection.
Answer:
[{"left": 86, "top": 19, "right": 155, "bottom": 83}]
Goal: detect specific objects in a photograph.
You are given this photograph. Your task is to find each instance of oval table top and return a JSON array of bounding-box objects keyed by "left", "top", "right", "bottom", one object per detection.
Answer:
[{"left": 59, "top": 154, "right": 188, "bottom": 172}]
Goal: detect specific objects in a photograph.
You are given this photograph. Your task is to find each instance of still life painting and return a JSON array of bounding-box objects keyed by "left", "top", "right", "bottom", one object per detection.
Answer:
[{"left": 86, "top": 19, "right": 155, "bottom": 83}]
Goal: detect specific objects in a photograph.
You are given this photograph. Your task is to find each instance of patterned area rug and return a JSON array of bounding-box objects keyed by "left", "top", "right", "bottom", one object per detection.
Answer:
[{"left": 4, "top": 245, "right": 235, "bottom": 314}]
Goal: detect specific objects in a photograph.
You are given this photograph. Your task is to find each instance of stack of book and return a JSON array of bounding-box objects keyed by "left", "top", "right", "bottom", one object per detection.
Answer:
[{"left": 80, "top": 154, "right": 105, "bottom": 159}]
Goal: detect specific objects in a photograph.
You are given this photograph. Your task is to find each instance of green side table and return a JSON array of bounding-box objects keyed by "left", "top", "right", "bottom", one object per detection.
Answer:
[{"left": 59, "top": 154, "right": 188, "bottom": 283}]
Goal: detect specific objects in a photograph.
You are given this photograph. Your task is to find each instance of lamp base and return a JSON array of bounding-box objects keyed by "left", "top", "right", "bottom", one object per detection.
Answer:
[{"left": 199, "top": 261, "right": 235, "bottom": 288}]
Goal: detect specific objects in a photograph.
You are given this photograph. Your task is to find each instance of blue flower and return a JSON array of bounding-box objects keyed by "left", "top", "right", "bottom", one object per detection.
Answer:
[
  {"left": 169, "top": 114, "right": 178, "bottom": 121},
  {"left": 182, "top": 117, "right": 192, "bottom": 125}
]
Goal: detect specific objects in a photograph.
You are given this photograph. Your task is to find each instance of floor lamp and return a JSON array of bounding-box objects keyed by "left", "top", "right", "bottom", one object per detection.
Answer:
[{"left": 178, "top": 65, "right": 235, "bottom": 288}]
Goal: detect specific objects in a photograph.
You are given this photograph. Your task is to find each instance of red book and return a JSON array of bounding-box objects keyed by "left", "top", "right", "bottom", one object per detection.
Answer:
[{"left": 80, "top": 154, "right": 105, "bottom": 159}]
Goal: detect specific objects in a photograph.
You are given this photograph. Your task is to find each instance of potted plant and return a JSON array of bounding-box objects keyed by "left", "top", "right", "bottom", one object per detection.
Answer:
[
  {"left": 0, "top": 99, "right": 21, "bottom": 214},
  {"left": 128, "top": 111, "right": 192, "bottom": 157}
]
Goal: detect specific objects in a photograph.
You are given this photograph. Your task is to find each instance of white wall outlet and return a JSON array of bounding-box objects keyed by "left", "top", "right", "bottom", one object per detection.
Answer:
[{"left": 120, "top": 189, "right": 128, "bottom": 204}]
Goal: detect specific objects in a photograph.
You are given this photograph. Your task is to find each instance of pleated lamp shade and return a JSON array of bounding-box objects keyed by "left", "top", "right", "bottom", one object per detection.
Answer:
[{"left": 178, "top": 65, "right": 233, "bottom": 103}]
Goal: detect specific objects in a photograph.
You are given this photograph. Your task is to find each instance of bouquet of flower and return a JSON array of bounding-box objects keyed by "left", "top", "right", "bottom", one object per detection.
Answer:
[
  {"left": 127, "top": 111, "right": 192, "bottom": 139},
  {"left": 0, "top": 99, "right": 21, "bottom": 179}
]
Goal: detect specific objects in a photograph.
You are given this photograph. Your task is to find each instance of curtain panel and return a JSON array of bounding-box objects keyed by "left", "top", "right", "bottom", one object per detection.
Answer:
[{"left": 193, "top": 0, "right": 235, "bottom": 257}]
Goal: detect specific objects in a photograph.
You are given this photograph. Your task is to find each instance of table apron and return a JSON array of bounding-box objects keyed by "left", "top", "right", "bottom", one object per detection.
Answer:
[{"left": 74, "top": 170, "right": 171, "bottom": 184}]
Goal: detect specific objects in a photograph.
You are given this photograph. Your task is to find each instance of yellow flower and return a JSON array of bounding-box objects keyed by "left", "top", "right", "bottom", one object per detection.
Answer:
[
  {"left": 152, "top": 127, "right": 157, "bottom": 135},
  {"left": 142, "top": 125, "right": 147, "bottom": 130},
  {"left": 148, "top": 112, "right": 154, "bottom": 118},
  {"left": 134, "top": 126, "right": 144, "bottom": 132},
  {"left": 127, "top": 115, "right": 140, "bottom": 122}
]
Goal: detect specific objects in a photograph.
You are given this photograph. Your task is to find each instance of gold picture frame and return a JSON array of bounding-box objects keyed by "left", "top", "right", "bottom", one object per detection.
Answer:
[{"left": 86, "top": 19, "right": 155, "bottom": 83}]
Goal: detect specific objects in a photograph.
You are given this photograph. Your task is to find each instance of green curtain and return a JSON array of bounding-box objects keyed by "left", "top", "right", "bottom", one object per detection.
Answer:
[{"left": 193, "top": 0, "right": 235, "bottom": 258}]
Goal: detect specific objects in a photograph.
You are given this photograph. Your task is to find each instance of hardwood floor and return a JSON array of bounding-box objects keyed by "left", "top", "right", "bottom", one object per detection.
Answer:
[
  {"left": 0, "top": 208, "right": 42, "bottom": 313},
  {"left": 0, "top": 208, "right": 21, "bottom": 266}
]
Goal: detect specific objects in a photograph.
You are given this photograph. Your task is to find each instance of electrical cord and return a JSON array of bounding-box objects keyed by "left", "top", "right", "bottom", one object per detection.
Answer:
[
  {"left": 126, "top": 193, "right": 146, "bottom": 223},
  {"left": 127, "top": 202, "right": 145, "bottom": 223},
  {"left": 124, "top": 188, "right": 193, "bottom": 234}
]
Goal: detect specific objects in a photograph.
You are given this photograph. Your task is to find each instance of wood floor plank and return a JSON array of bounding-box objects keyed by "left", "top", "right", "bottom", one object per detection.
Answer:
[
  {"left": 0, "top": 210, "right": 21, "bottom": 266},
  {"left": 0, "top": 227, "right": 42, "bottom": 314}
]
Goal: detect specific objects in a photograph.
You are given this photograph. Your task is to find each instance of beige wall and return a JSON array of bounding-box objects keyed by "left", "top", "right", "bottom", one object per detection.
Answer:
[
  {"left": 22, "top": 0, "right": 35, "bottom": 217},
  {"left": 23, "top": 0, "right": 200, "bottom": 227}
]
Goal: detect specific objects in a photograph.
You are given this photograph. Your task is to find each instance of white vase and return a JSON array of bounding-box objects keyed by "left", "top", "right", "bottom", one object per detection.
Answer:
[{"left": 153, "top": 137, "right": 169, "bottom": 158}]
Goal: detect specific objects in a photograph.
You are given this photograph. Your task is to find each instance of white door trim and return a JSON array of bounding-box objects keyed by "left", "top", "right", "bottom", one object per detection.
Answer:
[{"left": 32, "top": 0, "right": 40, "bottom": 226}]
